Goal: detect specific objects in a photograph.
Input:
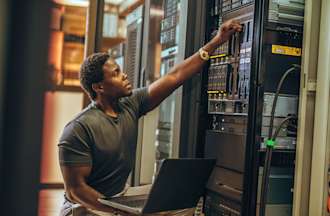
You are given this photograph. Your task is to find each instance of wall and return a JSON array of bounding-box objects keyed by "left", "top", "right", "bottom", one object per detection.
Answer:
[{"left": 40, "top": 91, "right": 84, "bottom": 183}]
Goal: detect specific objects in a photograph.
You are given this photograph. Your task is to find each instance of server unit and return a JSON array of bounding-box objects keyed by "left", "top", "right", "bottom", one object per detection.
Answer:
[{"left": 193, "top": 0, "right": 305, "bottom": 215}]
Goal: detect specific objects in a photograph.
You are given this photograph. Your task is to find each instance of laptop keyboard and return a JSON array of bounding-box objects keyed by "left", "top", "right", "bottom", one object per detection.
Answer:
[
  {"left": 110, "top": 195, "right": 148, "bottom": 208},
  {"left": 114, "top": 198, "right": 147, "bottom": 208}
]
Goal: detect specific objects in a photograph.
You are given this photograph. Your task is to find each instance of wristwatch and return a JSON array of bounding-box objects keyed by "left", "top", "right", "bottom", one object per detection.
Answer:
[{"left": 199, "top": 48, "right": 210, "bottom": 61}]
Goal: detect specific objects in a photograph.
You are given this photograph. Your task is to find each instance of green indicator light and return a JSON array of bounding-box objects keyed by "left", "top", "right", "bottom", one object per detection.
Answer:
[{"left": 266, "top": 139, "right": 276, "bottom": 148}]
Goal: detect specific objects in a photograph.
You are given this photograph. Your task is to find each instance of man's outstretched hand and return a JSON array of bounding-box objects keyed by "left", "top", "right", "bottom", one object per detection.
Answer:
[{"left": 212, "top": 19, "right": 242, "bottom": 45}]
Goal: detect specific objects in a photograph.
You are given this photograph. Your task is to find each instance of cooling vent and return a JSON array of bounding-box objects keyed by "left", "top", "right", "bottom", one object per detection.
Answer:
[
  {"left": 124, "top": 18, "right": 143, "bottom": 89},
  {"left": 125, "top": 26, "right": 137, "bottom": 87}
]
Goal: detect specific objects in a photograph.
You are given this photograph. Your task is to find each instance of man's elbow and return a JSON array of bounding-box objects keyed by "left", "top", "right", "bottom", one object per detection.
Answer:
[{"left": 66, "top": 186, "right": 84, "bottom": 204}]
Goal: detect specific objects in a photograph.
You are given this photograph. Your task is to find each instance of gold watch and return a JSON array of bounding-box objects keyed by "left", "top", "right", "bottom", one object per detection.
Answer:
[{"left": 199, "top": 48, "right": 210, "bottom": 61}]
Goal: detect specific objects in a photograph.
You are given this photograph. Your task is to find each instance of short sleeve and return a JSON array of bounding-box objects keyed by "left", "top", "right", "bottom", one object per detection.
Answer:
[
  {"left": 58, "top": 121, "right": 92, "bottom": 166},
  {"left": 125, "top": 87, "right": 150, "bottom": 118}
]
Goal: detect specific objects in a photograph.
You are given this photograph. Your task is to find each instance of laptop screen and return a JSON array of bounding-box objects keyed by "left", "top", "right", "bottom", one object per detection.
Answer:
[{"left": 142, "top": 158, "right": 216, "bottom": 213}]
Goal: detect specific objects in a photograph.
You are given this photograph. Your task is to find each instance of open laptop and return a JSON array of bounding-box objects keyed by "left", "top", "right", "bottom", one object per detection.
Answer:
[{"left": 98, "top": 158, "right": 215, "bottom": 215}]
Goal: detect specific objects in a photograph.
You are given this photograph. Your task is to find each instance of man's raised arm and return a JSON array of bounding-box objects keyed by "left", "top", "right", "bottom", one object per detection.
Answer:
[{"left": 146, "top": 19, "right": 242, "bottom": 112}]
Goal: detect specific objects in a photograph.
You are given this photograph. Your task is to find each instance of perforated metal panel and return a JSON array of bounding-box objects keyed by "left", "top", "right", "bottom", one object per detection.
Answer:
[
  {"left": 124, "top": 6, "right": 143, "bottom": 88},
  {"left": 125, "top": 26, "right": 138, "bottom": 87}
]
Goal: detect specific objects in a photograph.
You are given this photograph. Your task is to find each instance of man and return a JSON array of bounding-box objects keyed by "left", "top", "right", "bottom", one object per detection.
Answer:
[{"left": 58, "top": 19, "right": 242, "bottom": 216}]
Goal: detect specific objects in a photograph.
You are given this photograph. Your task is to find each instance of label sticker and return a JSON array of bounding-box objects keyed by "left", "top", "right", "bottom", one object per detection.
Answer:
[{"left": 272, "top": 45, "right": 302, "bottom": 56}]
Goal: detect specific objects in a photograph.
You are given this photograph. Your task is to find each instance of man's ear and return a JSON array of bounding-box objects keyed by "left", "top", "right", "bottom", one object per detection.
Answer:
[{"left": 92, "top": 83, "right": 104, "bottom": 94}]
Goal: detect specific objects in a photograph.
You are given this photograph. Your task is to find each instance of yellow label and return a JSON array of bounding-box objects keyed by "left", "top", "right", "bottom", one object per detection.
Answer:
[
  {"left": 210, "top": 54, "right": 227, "bottom": 59},
  {"left": 207, "top": 90, "right": 219, "bottom": 94},
  {"left": 272, "top": 45, "right": 302, "bottom": 57}
]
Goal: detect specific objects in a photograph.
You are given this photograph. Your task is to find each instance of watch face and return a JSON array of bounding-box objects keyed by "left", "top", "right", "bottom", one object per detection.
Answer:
[
  {"left": 200, "top": 50, "right": 209, "bottom": 60},
  {"left": 199, "top": 48, "right": 209, "bottom": 60}
]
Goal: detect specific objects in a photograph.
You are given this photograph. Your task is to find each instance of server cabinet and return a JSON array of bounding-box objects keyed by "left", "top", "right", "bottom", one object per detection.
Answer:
[{"left": 182, "top": 0, "right": 305, "bottom": 215}]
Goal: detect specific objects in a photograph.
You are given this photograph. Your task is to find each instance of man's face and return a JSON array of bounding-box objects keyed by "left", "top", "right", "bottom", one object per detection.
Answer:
[{"left": 100, "top": 58, "right": 132, "bottom": 98}]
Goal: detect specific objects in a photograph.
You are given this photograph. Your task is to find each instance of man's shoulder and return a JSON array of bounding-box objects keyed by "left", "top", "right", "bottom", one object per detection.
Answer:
[
  {"left": 118, "top": 87, "right": 150, "bottom": 118},
  {"left": 65, "top": 104, "right": 101, "bottom": 129},
  {"left": 60, "top": 105, "right": 101, "bottom": 142},
  {"left": 120, "top": 87, "right": 148, "bottom": 106}
]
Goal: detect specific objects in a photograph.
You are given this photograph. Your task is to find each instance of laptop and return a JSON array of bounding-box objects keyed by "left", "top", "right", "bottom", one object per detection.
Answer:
[{"left": 98, "top": 158, "right": 215, "bottom": 215}]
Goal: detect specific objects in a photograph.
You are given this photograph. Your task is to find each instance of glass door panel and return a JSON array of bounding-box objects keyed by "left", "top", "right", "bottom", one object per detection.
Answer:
[
  {"left": 137, "top": 0, "right": 182, "bottom": 185},
  {"left": 154, "top": 0, "right": 181, "bottom": 172}
]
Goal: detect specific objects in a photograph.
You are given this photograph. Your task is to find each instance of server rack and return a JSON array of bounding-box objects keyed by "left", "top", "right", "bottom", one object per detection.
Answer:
[{"left": 181, "top": 0, "right": 305, "bottom": 215}]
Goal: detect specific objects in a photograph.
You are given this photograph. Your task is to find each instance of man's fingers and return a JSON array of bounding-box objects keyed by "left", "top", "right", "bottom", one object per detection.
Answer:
[
  {"left": 230, "top": 22, "right": 242, "bottom": 31},
  {"left": 223, "top": 24, "right": 241, "bottom": 34},
  {"left": 234, "top": 24, "right": 243, "bottom": 32},
  {"left": 222, "top": 21, "right": 241, "bottom": 32}
]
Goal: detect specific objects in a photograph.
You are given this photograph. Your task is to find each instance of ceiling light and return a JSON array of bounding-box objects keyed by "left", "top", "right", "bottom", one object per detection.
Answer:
[
  {"left": 104, "top": 0, "right": 126, "bottom": 5},
  {"left": 53, "top": 0, "right": 89, "bottom": 7}
]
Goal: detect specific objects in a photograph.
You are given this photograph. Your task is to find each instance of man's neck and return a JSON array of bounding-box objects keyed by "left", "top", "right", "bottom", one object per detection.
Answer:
[{"left": 94, "top": 97, "right": 120, "bottom": 117}]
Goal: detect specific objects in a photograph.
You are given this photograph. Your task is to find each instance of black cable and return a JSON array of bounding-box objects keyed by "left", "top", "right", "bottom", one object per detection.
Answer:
[
  {"left": 259, "top": 145, "right": 273, "bottom": 216},
  {"left": 272, "top": 116, "right": 296, "bottom": 140},
  {"left": 259, "top": 64, "right": 300, "bottom": 216},
  {"left": 268, "top": 65, "right": 300, "bottom": 139}
]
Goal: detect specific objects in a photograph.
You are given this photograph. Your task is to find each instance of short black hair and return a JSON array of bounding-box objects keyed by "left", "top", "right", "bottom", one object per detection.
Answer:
[{"left": 80, "top": 52, "right": 110, "bottom": 100}]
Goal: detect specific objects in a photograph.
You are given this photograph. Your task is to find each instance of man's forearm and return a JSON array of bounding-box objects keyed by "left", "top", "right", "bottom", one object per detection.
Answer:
[
  {"left": 172, "top": 36, "right": 221, "bottom": 83},
  {"left": 171, "top": 19, "right": 241, "bottom": 84},
  {"left": 68, "top": 184, "right": 122, "bottom": 213},
  {"left": 146, "top": 38, "right": 221, "bottom": 111}
]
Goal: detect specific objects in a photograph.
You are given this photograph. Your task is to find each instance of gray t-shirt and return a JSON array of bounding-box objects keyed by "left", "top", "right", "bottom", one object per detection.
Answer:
[{"left": 58, "top": 88, "right": 149, "bottom": 197}]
